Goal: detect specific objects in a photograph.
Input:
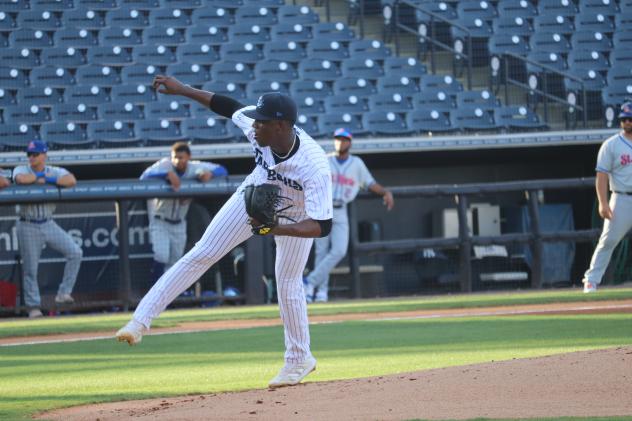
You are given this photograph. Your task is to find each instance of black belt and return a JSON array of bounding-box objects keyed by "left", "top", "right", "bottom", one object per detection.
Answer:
[
  {"left": 19, "top": 217, "right": 49, "bottom": 224},
  {"left": 614, "top": 191, "right": 632, "bottom": 195},
  {"left": 333, "top": 205, "right": 344, "bottom": 209},
  {"left": 155, "top": 215, "right": 182, "bottom": 224}
]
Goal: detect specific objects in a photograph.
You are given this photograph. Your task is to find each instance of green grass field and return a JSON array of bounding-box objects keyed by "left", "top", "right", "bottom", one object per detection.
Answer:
[{"left": 1, "top": 288, "right": 631, "bottom": 421}]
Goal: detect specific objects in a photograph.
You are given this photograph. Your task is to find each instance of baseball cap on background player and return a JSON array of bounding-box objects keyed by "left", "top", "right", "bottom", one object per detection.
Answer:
[
  {"left": 26, "top": 140, "right": 48, "bottom": 154},
  {"left": 243, "top": 92, "right": 298, "bottom": 124},
  {"left": 333, "top": 128, "right": 352, "bottom": 141},
  {"left": 619, "top": 102, "right": 632, "bottom": 119}
]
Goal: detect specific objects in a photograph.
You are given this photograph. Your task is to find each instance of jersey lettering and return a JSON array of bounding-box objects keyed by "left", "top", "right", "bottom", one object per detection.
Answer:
[
  {"left": 254, "top": 148, "right": 303, "bottom": 191},
  {"left": 621, "top": 154, "right": 632, "bottom": 166}
]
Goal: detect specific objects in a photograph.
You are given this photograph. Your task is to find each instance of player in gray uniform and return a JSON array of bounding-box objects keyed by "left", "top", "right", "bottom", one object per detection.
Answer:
[
  {"left": 304, "top": 128, "right": 394, "bottom": 302},
  {"left": 13, "top": 141, "right": 83, "bottom": 318},
  {"left": 141, "top": 142, "right": 227, "bottom": 283},
  {"left": 117, "top": 76, "right": 333, "bottom": 389},
  {"left": 582, "top": 102, "right": 632, "bottom": 293}
]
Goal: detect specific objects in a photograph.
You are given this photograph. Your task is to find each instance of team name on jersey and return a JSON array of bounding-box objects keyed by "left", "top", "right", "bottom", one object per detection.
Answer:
[
  {"left": 333, "top": 174, "right": 355, "bottom": 186},
  {"left": 254, "top": 148, "right": 304, "bottom": 191}
]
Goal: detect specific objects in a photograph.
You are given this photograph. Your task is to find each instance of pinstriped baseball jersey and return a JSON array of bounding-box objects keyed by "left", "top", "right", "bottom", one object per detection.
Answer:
[
  {"left": 596, "top": 132, "right": 632, "bottom": 193},
  {"left": 12, "top": 165, "right": 69, "bottom": 219},
  {"left": 330, "top": 154, "right": 375, "bottom": 207}
]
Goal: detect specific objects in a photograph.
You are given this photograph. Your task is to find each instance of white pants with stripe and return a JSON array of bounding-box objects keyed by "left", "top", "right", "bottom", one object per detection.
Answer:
[
  {"left": 149, "top": 218, "right": 187, "bottom": 270},
  {"left": 133, "top": 190, "right": 314, "bottom": 364},
  {"left": 584, "top": 193, "right": 632, "bottom": 285}
]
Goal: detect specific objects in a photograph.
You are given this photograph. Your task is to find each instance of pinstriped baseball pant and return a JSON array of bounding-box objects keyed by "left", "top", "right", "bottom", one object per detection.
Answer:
[{"left": 133, "top": 190, "right": 315, "bottom": 364}]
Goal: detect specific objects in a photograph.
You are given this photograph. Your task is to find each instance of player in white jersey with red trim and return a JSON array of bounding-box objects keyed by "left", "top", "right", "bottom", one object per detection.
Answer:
[
  {"left": 116, "top": 76, "right": 333, "bottom": 389},
  {"left": 304, "top": 128, "right": 394, "bottom": 302}
]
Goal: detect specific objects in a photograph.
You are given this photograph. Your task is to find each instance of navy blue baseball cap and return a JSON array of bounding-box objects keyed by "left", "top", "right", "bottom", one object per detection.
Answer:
[
  {"left": 619, "top": 102, "right": 632, "bottom": 119},
  {"left": 26, "top": 140, "right": 48, "bottom": 153},
  {"left": 244, "top": 92, "right": 297, "bottom": 124},
  {"left": 333, "top": 128, "right": 353, "bottom": 140}
]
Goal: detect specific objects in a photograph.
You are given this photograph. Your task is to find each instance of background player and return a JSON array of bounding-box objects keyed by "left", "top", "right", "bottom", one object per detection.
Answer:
[
  {"left": 13, "top": 141, "right": 83, "bottom": 318},
  {"left": 304, "top": 128, "right": 394, "bottom": 302},
  {"left": 582, "top": 102, "right": 632, "bottom": 293},
  {"left": 141, "top": 141, "right": 227, "bottom": 283},
  {"left": 117, "top": 76, "right": 333, "bottom": 389}
]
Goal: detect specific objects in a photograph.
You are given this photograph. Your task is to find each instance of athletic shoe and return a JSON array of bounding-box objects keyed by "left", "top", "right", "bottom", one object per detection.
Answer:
[
  {"left": 268, "top": 356, "right": 317, "bottom": 389},
  {"left": 116, "top": 319, "right": 148, "bottom": 345},
  {"left": 28, "top": 308, "right": 43, "bottom": 319},
  {"left": 583, "top": 281, "right": 597, "bottom": 293},
  {"left": 55, "top": 293, "right": 74, "bottom": 304}
]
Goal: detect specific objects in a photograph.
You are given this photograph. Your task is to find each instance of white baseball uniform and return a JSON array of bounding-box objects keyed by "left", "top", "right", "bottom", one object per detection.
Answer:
[
  {"left": 132, "top": 106, "right": 332, "bottom": 364},
  {"left": 305, "top": 154, "right": 375, "bottom": 302},
  {"left": 584, "top": 132, "right": 632, "bottom": 286}
]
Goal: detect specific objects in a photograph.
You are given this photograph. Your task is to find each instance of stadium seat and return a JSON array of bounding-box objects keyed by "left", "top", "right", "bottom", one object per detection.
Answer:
[
  {"left": 610, "top": 49, "right": 632, "bottom": 68},
  {"left": 149, "top": 8, "right": 192, "bottom": 28},
  {"left": 88, "top": 120, "right": 141, "bottom": 147},
  {"left": 622, "top": 0, "right": 632, "bottom": 12},
  {"left": 496, "top": 0, "right": 537, "bottom": 18},
  {"left": 296, "top": 115, "right": 322, "bottom": 138},
  {"left": 607, "top": 67, "right": 632, "bottom": 86},
  {"left": 406, "top": 108, "right": 454, "bottom": 134},
  {"left": 106, "top": 7, "right": 151, "bottom": 28},
  {"left": 578, "top": 0, "right": 619, "bottom": 16},
  {"left": 456, "top": 90, "right": 500, "bottom": 110},
  {"left": 246, "top": 80, "right": 290, "bottom": 102},
  {"left": 289, "top": 79, "right": 332, "bottom": 99},
  {"left": 133, "top": 45, "right": 178, "bottom": 65},
  {"left": 40, "top": 47, "right": 87, "bottom": 68},
  {"left": 348, "top": 39, "right": 392, "bottom": 61},
  {"left": 340, "top": 57, "right": 384, "bottom": 80},
  {"left": 111, "top": 84, "right": 156, "bottom": 104},
  {"left": 202, "top": 80, "right": 247, "bottom": 99},
  {"left": 492, "top": 16, "right": 533, "bottom": 37},
  {"left": 317, "top": 112, "right": 367, "bottom": 138},
  {"left": 31, "top": 66, "right": 76, "bottom": 87},
  {"left": 64, "top": 85, "right": 111, "bottom": 104},
  {"left": 377, "top": 75, "right": 419, "bottom": 96},
  {"left": 137, "top": 119, "right": 186, "bottom": 145},
  {"left": 62, "top": 8, "right": 107, "bottom": 29},
  {"left": 0, "top": 88, "right": 17, "bottom": 107},
  {"left": 3, "top": 105, "right": 52, "bottom": 124},
  {"left": 0, "top": 11, "right": 17, "bottom": 31},
  {"left": 368, "top": 92, "right": 412, "bottom": 113},
  {"left": 526, "top": 51, "right": 567, "bottom": 74},
  {"left": 362, "top": 111, "right": 412, "bottom": 136},
  {"left": 143, "top": 26, "right": 186, "bottom": 46},
  {"left": 160, "top": 0, "right": 203, "bottom": 9},
  {"left": 294, "top": 95, "right": 324, "bottom": 117},
  {"left": 145, "top": 100, "right": 191, "bottom": 120},
  {"left": 77, "top": 0, "right": 118, "bottom": 10},
  {"left": 99, "top": 27, "right": 144, "bottom": 46},
  {"left": 76, "top": 65, "right": 122, "bottom": 87},
  {"left": 203, "top": 0, "right": 243, "bottom": 9},
  {"left": 32, "top": 0, "right": 74, "bottom": 11},
  {"left": 567, "top": 50, "right": 609, "bottom": 73},
  {"left": 0, "top": 67, "right": 29, "bottom": 89},
  {"left": 270, "top": 22, "right": 312, "bottom": 43},
  {"left": 210, "top": 60, "right": 254, "bottom": 83},
  {"left": 493, "top": 106, "right": 547, "bottom": 131},
  {"left": 54, "top": 28, "right": 99, "bottom": 48},
  {"left": 98, "top": 101, "right": 144, "bottom": 121},
  {"left": 0, "top": 48, "right": 40, "bottom": 69},
  {"left": 615, "top": 12, "right": 632, "bottom": 30},
  {"left": 277, "top": 5, "right": 319, "bottom": 24},
  {"left": 16, "top": 10, "right": 62, "bottom": 29},
  {"left": 176, "top": 44, "right": 220, "bottom": 65},
  {"left": 324, "top": 94, "right": 368, "bottom": 115},
  {"left": 570, "top": 32, "right": 613, "bottom": 54},
  {"left": 191, "top": 6, "right": 235, "bottom": 26},
  {"left": 537, "top": 0, "right": 578, "bottom": 16},
  {"left": 228, "top": 23, "right": 271, "bottom": 44},
  {"left": 253, "top": 60, "right": 298, "bottom": 82},
  {"left": 186, "top": 23, "right": 229, "bottom": 45},
  {"left": 0, "top": 123, "right": 38, "bottom": 151},
  {"left": 9, "top": 29, "right": 54, "bottom": 48},
  {"left": 574, "top": 12, "right": 615, "bottom": 34},
  {"left": 451, "top": 107, "right": 497, "bottom": 131},
  {"left": 310, "top": 22, "right": 355, "bottom": 42},
  {"left": 263, "top": 41, "right": 307, "bottom": 63},
  {"left": 298, "top": 58, "right": 341, "bottom": 81},
  {"left": 219, "top": 41, "right": 264, "bottom": 63},
  {"left": 234, "top": 6, "right": 277, "bottom": 26},
  {"left": 529, "top": 32, "right": 571, "bottom": 54},
  {"left": 420, "top": 75, "right": 463, "bottom": 94},
  {"left": 182, "top": 117, "right": 233, "bottom": 144},
  {"left": 89, "top": 46, "right": 135, "bottom": 66},
  {"left": 243, "top": 0, "right": 284, "bottom": 7},
  {"left": 411, "top": 89, "right": 457, "bottom": 112},
  {"left": 333, "top": 76, "right": 376, "bottom": 97},
  {"left": 533, "top": 15, "right": 574, "bottom": 35},
  {"left": 51, "top": 103, "right": 98, "bottom": 122},
  {"left": 601, "top": 82, "right": 632, "bottom": 112},
  {"left": 488, "top": 33, "right": 530, "bottom": 57},
  {"left": 0, "top": 0, "right": 29, "bottom": 12},
  {"left": 16, "top": 86, "right": 64, "bottom": 107},
  {"left": 306, "top": 39, "right": 350, "bottom": 62},
  {"left": 40, "top": 122, "right": 93, "bottom": 149},
  {"left": 564, "top": 68, "right": 607, "bottom": 93},
  {"left": 121, "top": 63, "right": 164, "bottom": 84}
]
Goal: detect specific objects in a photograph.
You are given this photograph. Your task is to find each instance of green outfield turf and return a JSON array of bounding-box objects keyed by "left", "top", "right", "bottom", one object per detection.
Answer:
[
  {"left": 1, "top": 287, "right": 632, "bottom": 338},
  {"left": 1, "top": 310, "right": 631, "bottom": 421}
]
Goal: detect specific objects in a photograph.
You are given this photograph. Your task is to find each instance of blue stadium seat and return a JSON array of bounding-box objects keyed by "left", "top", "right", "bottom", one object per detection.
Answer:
[
  {"left": 578, "top": 0, "right": 619, "bottom": 16},
  {"left": 340, "top": 57, "right": 384, "bottom": 80},
  {"left": 622, "top": 0, "right": 632, "bottom": 12},
  {"left": 0, "top": 88, "right": 17, "bottom": 107},
  {"left": 111, "top": 84, "right": 156, "bottom": 104},
  {"left": 295, "top": 95, "right": 324, "bottom": 117},
  {"left": 0, "top": 123, "right": 38, "bottom": 151},
  {"left": 306, "top": 39, "right": 349, "bottom": 62},
  {"left": 526, "top": 51, "right": 567, "bottom": 74},
  {"left": 377, "top": 75, "right": 419, "bottom": 96},
  {"left": 53, "top": 28, "right": 99, "bottom": 48},
  {"left": 456, "top": 90, "right": 500, "bottom": 110},
  {"left": 537, "top": 0, "right": 578, "bottom": 16},
  {"left": 191, "top": 6, "right": 234, "bottom": 26},
  {"left": 204, "top": 0, "right": 243, "bottom": 9},
  {"left": 118, "top": 0, "right": 159, "bottom": 9},
  {"left": 183, "top": 117, "right": 233, "bottom": 144},
  {"left": 160, "top": 0, "right": 202, "bottom": 9},
  {"left": 289, "top": 79, "right": 332, "bottom": 99},
  {"left": 186, "top": 23, "right": 229, "bottom": 45},
  {"left": 493, "top": 106, "right": 546, "bottom": 131},
  {"left": 564, "top": 68, "right": 607, "bottom": 93},
  {"left": 348, "top": 39, "right": 392, "bottom": 61},
  {"left": 295, "top": 115, "right": 322, "bottom": 138},
  {"left": 202, "top": 80, "right": 247, "bottom": 99},
  {"left": 310, "top": 22, "right": 355, "bottom": 42},
  {"left": 41, "top": 122, "right": 93, "bottom": 149},
  {"left": 324, "top": 94, "right": 368, "bottom": 115},
  {"left": 492, "top": 16, "right": 533, "bottom": 37},
  {"left": 64, "top": 85, "right": 111, "bottom": 105},
  {"left": 32, "top": 0, "right": 74, "bottom": 11},
  {"left": 99, "top": 27, "right": 144, "bottom": 46},
  {"left": 362, "top": 111, "right": 412, "bottom": 136},
  {"left": 263, "top": 41, "right": 307, "bottom": 63},
  {"left": 567, "top": 50, "right": 609, "bottom": 73},
  {"left": 3, "top": 104, "right": 52, "bottom": 124},
  {"left": 89, "top": 46, "right": 135, "bottom": 66},
  {"left": 529, "top": 32, "right": 571, "bottom": 54},
  {"left": 243, "top": 0, "right": 284, "bottom": 7},
  {"left": 457, "top": 0, "right": 497, "bottom": 20},
  {"left": 105, "top": 7, "right": 150, "bottom": 28},
  {"left": 570, "top": 32, "right": 613, "bottom": 54},
  {"left": 0, "top": 11, "right": 17, "bottom": 31},
  {"left": 451, "top": 107, "right": 497, "bottom": 131},
  {"left": 51, "top": 103, "right": 98, "bottom": 122},
  {"left": 77, "top": 0, "right": 118, "bottom": 10},
  {"left": 333, "top": 76, "right": 376, "bottom": 96},
  {"left": 615, "top": 12, "right": 632, "bottom": 30},
  {"left": 406, "top": 108, "right": 454, "bottom": 134},
  {"left": 270, "top": 22, "right": 312, "bottom": 43},
  {"left": 121, "top": 63, "right": 164, "bottom": 84},
  {"left": 607, "top": 67, "right": 632, "bottom": 87},
  {"left": 165, "top": 63, "right": 210, "bottom": 86},
  {"left": 137, "top": 119, "right": 185, "bottom": 145},
  {"left": 187, "top": 101, "right": 213, "bottom": 118},
  {"left": 40, "top": 47, "right": 87, "bottom": 67},
  {"left": 246, "top": 80, "right": 290, "bottom": 102},
  {"left": 0, "top": 48, "right": 40, "bottom": 69},
  {"left": 488, "top": 33, "right": 530, "bottom": 57},
  {"left": 574, "top": 12, "right": 615, "bottom": 34},
  {"left": 224, "top": 121, "right": 248, "bottom": 142},
  {"left": 62, "top": 8, "right": 107, "bottom": 28},
  {"left": 420, "top": 74, "right": 463, "bottom": 94},
  {"left": 98, "top": 101, "right": 144, "bottom": 121},
  {"left": 16, "top": 10, "right": 62, "bottom": 29},
  {"left": 610, "top": 49, "right": 632, "bottom": 68},
  {"left": 133, "top": 45, "right": 178, "bottom": 65},
  {"left": 176, "top": 44, "right": 220, "bottom": 65},
  {"left": 88, "top": 120, "right": 140, "bottom": 147},
  {"left": 411, "top": 89, "right": 457, "bottom": 112},
  {"left": 0, "top": 67, "right": 29, "bottom": 89},
  {"left": 16, "top": 86, "right": 64, "bottom": 107},
  {"left": 277, "top": 5, "right": 319, "bottom": 24},
  {"left": 496, "top": 0, "right": 537, "bottom": 18},
  {"left": 210, "top": 60, "right": 254, "bottom": 83},
  {"left": 234, "top": 6, "right": 277, "bottom": 26},
  {"left": 601, "top": 83, "right": 632, "bottom": 111},
  {"left": 254, "top": 60, "right": 298, "bottom": 82},
  {"left": 317, "top": 113, "right": 367, "bottom": 138},
  {"left": 149, "top": 8, "right": 193, "bottom": 28},
  {"left": 533, "top": 15, "right": 574, "bottom": 35},
  {"left": 219, "top": 41, "right": 264, "bottom": 63},
  {"left": 0, "top": 0, "right": 29, "bottom": 12},
  {"left": 143, "top": 26, "right": 186, "bottom": 46},
  {"left": 9, "top": 29, "right": 54, "bottom": 48},
  {"left": 145, "top": 99, "right": 191, "bottom": 120},
  {"left": 298, "top": 58, "right": 341, "bottom": 81},
  {"left": 228, "top": 23, "right": 271, "bottom": 44},
  {"left": 31, "top": 66, "right": 76, "bottom": 87},
  {"left": 368, "top": 92, "right": 412, "bottom": 113},
  {"left": 76, "top": 65, "right": 122, "bottom": 87}
]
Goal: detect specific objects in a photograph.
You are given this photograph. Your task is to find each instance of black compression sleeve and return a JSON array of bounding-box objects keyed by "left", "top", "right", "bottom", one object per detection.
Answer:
[
  {"left": 209, "top": 94, "right": 245, "bottom": 119},
  {"left": 316, "top": 219, "right": 333, "bottom": 237}
]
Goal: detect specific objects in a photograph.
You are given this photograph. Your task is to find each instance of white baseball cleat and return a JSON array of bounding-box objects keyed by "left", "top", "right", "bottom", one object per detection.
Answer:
[
  {"left": 583, "top": 281, "right": 597, "bottom": 293},
  {"left": 268, "top": 356, "right": 317, "bottom": 389},
  {"left": 55, "top": 293, "right": 74, "bottom": 304},
  {"left": 116, "top": 319, "right": 148, "bottom": 346}
]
